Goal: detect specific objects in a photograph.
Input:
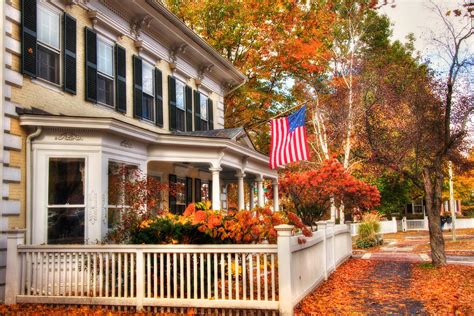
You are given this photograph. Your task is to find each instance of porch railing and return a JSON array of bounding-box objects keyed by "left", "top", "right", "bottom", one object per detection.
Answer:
[{"left": 5, "top": 223, "right": 352, "bottom": 315}]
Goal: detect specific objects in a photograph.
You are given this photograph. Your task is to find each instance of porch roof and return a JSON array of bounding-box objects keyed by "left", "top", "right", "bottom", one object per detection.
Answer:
[{"left": 19, "top": 113, "right": 278, "bottom": 179}]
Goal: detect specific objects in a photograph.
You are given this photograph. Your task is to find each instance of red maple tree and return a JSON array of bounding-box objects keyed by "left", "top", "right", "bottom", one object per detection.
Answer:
[{"left": 279, "top": 159, "right": 380, "bottom": 225}]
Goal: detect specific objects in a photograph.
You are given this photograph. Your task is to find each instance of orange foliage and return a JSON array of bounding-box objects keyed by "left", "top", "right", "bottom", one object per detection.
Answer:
[
  {"left": 279, "top": 158, "right": 380, "bottom": 224},
  {"left": 182, "top": 203, "right": 311, "bottom": 243},
  {"left": 296, "top": 259, "right": 474, "bottom": 314}
]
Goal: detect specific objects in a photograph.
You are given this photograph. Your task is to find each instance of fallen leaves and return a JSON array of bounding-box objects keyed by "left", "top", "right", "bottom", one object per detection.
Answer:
[
  {"left": 295, "top": 258, "right": 474, "bottom": 315},
  {"left": 410, "top": 264, "right": 474, "bottom": 314}
]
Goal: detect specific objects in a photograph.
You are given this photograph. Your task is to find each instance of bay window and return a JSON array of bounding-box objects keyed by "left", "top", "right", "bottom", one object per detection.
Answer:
[
  {"left": 47, "top": 158, "right": 85, "bottom": 244},
  {"left": 107, "top": 161, "right": 138, "bottom": 230}
]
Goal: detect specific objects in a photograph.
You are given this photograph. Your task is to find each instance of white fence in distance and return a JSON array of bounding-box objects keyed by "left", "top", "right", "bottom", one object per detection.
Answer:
[
  {"left": 351, "top": 217, "right": 474, "bottom": 236},
  {"left": 5, "top": 223, "right": 352, "bottom": 316}
]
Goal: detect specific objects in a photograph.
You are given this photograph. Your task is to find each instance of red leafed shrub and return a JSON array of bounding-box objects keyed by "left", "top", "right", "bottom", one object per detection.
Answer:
[
  {"left": 118, "top": 203, "right": 311, "bottom": 245},
  {"left": 279, "top": 159, "right": 380, "bottom": 225},
  {"left": 184, "top": 204, "right": 311, "bottom": 244}
]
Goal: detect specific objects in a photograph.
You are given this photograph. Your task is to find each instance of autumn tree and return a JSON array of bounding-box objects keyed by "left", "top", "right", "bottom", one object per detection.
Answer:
[
  {"left": 358, "top": 1, "right": 473, "bottom": 265},
  {"left": 165, "top": 0, "right": 335, "bottom": 151},
  {"left": 279, "top": 159, "right": 380, "bottom": 225}
]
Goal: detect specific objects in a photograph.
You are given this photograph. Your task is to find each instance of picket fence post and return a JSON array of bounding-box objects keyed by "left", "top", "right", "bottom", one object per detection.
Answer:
[
  {"left": 275, "top": 224, "right": 294, "bottom": 316},
  {"left": 424, "top": 216, "right": 429, "bottom": 230},
  {"left": 136, "top": 249, "right": 145, "bottom": 311},
  {"left": 317, "top": 221, "right": 328, "bottom": 280},
  {"left": 326, "top": 221, "right": 336, "bottom": 271},
  {"left": 402, "top": 217, "right": 407, "bottom": 232},
  {"left": 5, "top": 229, "right": 25, "bottom": 305},
  {"left": 392, "top": 217, "right": 397, "bottom": 233}
]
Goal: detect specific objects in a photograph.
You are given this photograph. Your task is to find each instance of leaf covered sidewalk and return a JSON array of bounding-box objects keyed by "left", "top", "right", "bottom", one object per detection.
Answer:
[{"left": 295, "top": 259, "right": 474, "bottom": 315}]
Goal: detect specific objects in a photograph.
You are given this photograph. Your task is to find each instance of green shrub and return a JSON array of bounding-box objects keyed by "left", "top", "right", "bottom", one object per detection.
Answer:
[
  {"left": 356, "top": 212, "right": 382, "bottom": 249},
  {"left": 355, "top": 238, "right": 378, "bottom": 249},
  {"left": 129, "top": 216, "right": 217, "bottom": 245}
]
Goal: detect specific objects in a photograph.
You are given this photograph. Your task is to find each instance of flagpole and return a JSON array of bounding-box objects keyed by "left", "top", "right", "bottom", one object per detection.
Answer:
[{"left": 253, "top": 100, "right": 309, "bottom": 128}]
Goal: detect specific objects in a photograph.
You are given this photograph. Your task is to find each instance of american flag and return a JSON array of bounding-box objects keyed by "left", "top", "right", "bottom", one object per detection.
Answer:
[{"left": 269, "top": 106, "right": 309, "bottom": 169}]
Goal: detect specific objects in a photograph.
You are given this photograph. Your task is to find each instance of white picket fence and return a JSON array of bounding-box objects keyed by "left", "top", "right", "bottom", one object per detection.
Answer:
[
  {"left": 350, "top": 218, "right": 398, "bottom": 236},
  {"left": 351, "top": 217, "right": 474, "bottom": 236},
  {"left": 5, "top": 223, "right": 352, "bottom": 315}
]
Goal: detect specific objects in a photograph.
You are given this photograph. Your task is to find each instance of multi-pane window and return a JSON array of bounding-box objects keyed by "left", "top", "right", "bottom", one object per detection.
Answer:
[
  {"left": 201, "top": 182, "right": 209, "bottom": 202},
  {"left": 142, "top": 62, "right": 155, "bottom": 121},
  {"left": 47, "top": 158, "right": 85, "bottom": 244},
  {"left": 107, "top": 161, "right": 138, "bottom": 230},
  {"left": 97, "top": 38, "right": 114, "bottom": 106},
  {"left": 200, "top": 93, "right": 209, "bottom": 131},
  {"left": 37, "top": 5, "right": 60, "bottom": 84},
  {"left": 175, "top": 80, "right": 186, "bottom": 131},
  {"left": 176, "top": 177, "right": 186, "bottom": 206}
]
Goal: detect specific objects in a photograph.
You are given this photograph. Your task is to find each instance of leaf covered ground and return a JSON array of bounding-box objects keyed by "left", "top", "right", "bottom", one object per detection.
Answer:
[{"left": 295, "top": 258, "right": 474, "bottom": 315}]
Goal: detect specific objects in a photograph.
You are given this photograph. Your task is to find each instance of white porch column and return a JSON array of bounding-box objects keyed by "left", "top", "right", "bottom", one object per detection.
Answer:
[
  {"left": 256, "top": 176, "right": 264, "bottom": 207},
  {"left": 210, "top": 167, "right": 222, "bottom": 210},
  {"left": 236, "top": 171, "right": 246, "bottom": 210},
  {"left": 272, "top": 179, "right": 279, "bottom": 212},
  {"left": 249, "top": 181, "right": 255, "bottom": 210}
]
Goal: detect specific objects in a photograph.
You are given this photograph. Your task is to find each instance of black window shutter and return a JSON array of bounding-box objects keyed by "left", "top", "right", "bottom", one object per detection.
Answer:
[
  {"left": 186, "top": 177, "right": 193, "bottom": 205},
  {"left": 194, "top": 91, "right": 201, "bottom": 131},
  {"left": 63, "top": 14, "right": 76, "bottom": 94},
  {"left": 169, "top": 174, "right": 177, "bottom": 213},
  {"left": 133, "top": 55, "right": 143, "bottom": 118},
  {"left": 185, "top": 86, "right": 193, "bottom": 131},
  {"left": 209, "top": 180, "right": 213, "bottom": 203},
  {"left": 85, "top": 27, "right": 97, "bottom": 102},
  {"left": 168, "top": 76, "right": 177, "bottom": 131},
  {"left": 21, "top": 0, "right": 37, "bottom": 77},
  {"left": 115, "top": 44, "right": 127, "bottom": 113},
  {"left": 195, "top": 178, "right": 202, "bottom": 202},
  {"left": 208, "top": 98, "right": 214, "bottom": 130},
  {"left": 155, "top": 68, "right": 163, "bottom": 127}
]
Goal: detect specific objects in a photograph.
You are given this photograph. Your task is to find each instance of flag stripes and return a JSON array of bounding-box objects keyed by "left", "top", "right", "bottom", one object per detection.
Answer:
[{"left": 270, "top": 112, "right": 309, "bottom": 169}]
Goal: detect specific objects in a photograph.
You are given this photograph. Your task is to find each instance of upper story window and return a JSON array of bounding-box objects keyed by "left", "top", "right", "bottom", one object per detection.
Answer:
[
  {"left": 175, "top": 79, "right": 186, "bottom": 131},
  {"left": 21, "top": 1, "right": 76, "bottom": 93},
  {"left": 37, "top": 5, "right": 61, "bottom": 85},
  {"left": 142, "top": 61, "right": 155, "bottom": 121},
  {"left": 97, "top": 38, "right": 114, "bottom": 106},
  {"left": 200, "top": 93, "right": 209, "bottom": 131},
  {"left": 133, "top": 55, "right": 163, "bottom": 125}
]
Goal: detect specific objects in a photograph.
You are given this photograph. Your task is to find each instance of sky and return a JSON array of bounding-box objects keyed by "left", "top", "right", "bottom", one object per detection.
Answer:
[
  {"left": 379, "top": 0, "right": 473, "bottom": 66},
  {"left": 380, "top": 0, "right": 473, "bottom": 142}
]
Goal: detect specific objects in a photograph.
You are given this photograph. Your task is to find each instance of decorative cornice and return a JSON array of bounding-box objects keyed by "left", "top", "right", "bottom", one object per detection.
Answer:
[
  {"left": 196, "top": 64, "right": 214, "bottom": 88},
  {"left": 87, "top": 10, "right": 98, "bottom": 27},
  {"left": 223, "top": 80, "right": 237, "bottom": 90},
  {"left": 169, "top": 43, "right": 188, "bottom": 72},
  {"left": 55, "top": 132, "right": 82, "bottom": 141},
  {"left": 130, "top": 15, "right": 153, "bottom": 39},
  {"left": 64, "top": 0, "right": 90, "bottom": 7},
  {"left": 120, "top": 139, "right": 133, "bottom": 148}
]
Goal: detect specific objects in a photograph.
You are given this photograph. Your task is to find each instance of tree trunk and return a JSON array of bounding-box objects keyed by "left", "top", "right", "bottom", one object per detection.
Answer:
[{"left": 423, "top": 166, "right": 446, "bottom": 266}]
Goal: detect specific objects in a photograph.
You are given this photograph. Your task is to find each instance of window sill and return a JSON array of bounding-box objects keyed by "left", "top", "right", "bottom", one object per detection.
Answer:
[
  {"left": 96, "top": 101, "right": 116, "bottom": 112},
  {"left": 30, "top": 78, "right": 64, "bottom": 95}
]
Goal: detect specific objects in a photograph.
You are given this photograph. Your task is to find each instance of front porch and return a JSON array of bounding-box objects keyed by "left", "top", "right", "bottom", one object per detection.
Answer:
[{"left": 20, "top": 114, "right": 278, "bottom": 245}]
